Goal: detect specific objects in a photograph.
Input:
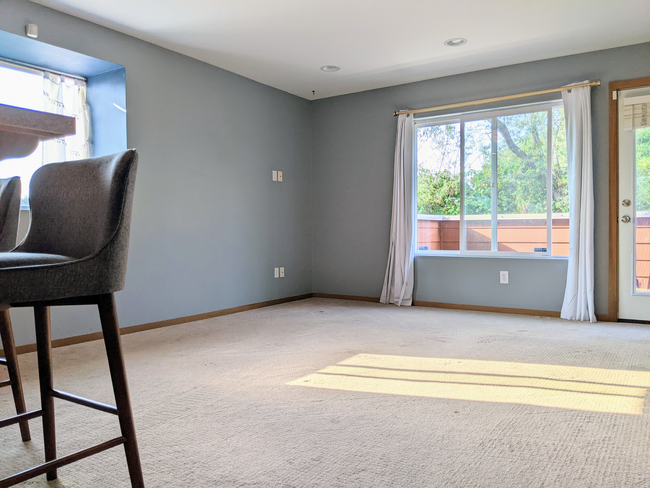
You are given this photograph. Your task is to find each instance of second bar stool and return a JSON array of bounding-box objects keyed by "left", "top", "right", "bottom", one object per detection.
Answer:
[{"left": 0, "top": 176, "right": 30, "bottom": 443}]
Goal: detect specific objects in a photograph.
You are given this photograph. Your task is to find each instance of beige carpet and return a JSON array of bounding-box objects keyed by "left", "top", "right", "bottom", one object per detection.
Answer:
[{"left": 2, "top": 298, "right": 650, "bottom": 487}]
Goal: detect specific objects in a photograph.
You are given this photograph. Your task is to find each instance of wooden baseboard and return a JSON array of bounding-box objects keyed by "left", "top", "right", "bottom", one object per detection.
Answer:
[
  {"left": 313, "top": 294, "right": 562, "bottom": 317},
  {"left": 412, "top": 300, "right": 561, "bottom": 318},
  {"left": 117, "top": 293, "right": 312, "bottom": 337},
  {"left": 312, "top": 293, "right": 380, "bottom": 303},
  {"left": 1, "top": 293, "right": 313, "bottom": 357},
  {"left": 414, "top": 306, "right": 611, "bottom": 322},
  {"left": 1, "top": 293, "right": 619, "bottom": 357}
]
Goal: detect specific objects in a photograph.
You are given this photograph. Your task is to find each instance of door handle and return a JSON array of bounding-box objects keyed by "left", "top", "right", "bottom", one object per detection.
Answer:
[{"left": 621, "top": 215, "right": 631, "bottom": 223}]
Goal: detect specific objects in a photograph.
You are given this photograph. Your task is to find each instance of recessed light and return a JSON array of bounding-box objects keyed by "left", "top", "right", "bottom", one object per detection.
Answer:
[
  {"left": 444, "top": 38, "right": 467, "bottom": 47},
  {"left": 320, "top": 65, "right": 340, "bottom": 72}
]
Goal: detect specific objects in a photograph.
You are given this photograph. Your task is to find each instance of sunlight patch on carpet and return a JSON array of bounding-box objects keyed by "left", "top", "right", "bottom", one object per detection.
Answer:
[{"left": 287, "top": 354, "right": 650, "bottom": 414}]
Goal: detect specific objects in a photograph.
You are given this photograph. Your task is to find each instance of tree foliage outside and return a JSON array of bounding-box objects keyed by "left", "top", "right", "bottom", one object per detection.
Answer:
[
  {"left": 416, "top": 122, "right": 461, "bottom": 215},
  {"left": 416, "top": 106, "right": 568, "bottom": 217}
]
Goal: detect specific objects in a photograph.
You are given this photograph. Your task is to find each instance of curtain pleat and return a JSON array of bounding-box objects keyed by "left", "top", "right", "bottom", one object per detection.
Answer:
[
  {"left": 560, "top": 82, "right": 596, "bottom": 322},
  {"left": 380, "top": 114, "right": 415, "bottom": 306}
]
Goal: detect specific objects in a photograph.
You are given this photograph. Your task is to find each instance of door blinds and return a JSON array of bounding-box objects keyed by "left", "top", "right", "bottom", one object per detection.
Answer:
[{"left": 624, "top": 94, "right": 650, "bottom": 130}]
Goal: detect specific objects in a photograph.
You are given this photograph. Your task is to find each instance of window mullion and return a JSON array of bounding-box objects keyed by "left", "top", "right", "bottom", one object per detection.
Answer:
[
  {"left": 460, "top": 121, "right": 466, "bottom": 253},
  {"left": 491, "top": 118, "right": 498, "bottom": 253},
  {"left": 546, "top": 108, "right": 553, "bottom": 256}
]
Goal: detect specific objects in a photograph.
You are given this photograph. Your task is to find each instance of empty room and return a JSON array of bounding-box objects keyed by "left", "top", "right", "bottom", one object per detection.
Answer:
[{"left": 1, "top": 0, "right": 650, "bottom": 486}]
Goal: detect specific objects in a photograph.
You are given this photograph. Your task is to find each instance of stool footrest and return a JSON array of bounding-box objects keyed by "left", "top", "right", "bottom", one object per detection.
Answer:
[
  {"left": 0, "top": 436, "right": 126, "bottom": 487},
  {"left": 0, "top": 379, "right": 12, "bottom": 388},
  {"left": 0, "top": 410, "right": 42, "bottom": 429},
  {"left": 52, "top": 389, "right": 118, "bottom": 415},
  {"left": 0, "top": 357, "right": 7, "bottom": 366}
]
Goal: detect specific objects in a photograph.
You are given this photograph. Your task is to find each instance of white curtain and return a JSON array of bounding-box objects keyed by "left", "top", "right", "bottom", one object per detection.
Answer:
[
  {"left": 560, "top": 82, "right": 596, "bottom": 322},
  {"left": 42, "top": 72, "right": 90, "bottom": 165},
  {"left": 380, "top": 113, "right": 415, "bottom": 306}
]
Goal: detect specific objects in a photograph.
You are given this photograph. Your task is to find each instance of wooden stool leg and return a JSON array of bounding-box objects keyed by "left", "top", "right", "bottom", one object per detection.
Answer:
[
  {"left": 0, "top": 309, "right": 31, "bottom": 442},
  {"left": 98, "top": 294, "right": 145, "bottom": 488},
  {"left": 34, "top": 306, "right": 57, "bottom": 481}
]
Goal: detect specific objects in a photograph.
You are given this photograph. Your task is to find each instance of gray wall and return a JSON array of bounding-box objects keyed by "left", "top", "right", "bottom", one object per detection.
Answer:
[
  {"left": 1, "top": 0, "right": 313, "bottom": 347},
  {"left": 1, "top": 0, "right": 649, "bottom": 349},
  {"left": 312, "top": 43, "right": 650, "bottom": 315}
]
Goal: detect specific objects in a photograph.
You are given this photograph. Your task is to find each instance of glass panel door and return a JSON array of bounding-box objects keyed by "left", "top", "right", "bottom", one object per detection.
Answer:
[
  {"left": 619, "top": 87, "right": 650, "bottom": 320},
  {"left": 634, "top": 126, "right": 650, "bottom": 293}
]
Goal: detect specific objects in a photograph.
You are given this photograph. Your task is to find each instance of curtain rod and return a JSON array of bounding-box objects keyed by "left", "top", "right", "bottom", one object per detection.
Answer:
[
  {"left": 393, "top": 80, "right": 601, "bottom": 117},
  {"left": 0, "top": 56, "right": 87, "bottom": 82}
]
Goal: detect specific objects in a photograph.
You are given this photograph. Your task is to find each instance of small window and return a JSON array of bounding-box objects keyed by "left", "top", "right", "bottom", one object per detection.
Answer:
[
  {"left": 415, "top": 101, "right": 569, "bottom": 257},
  {"left": 0, "top": 62, "right": 88, "bottom": 208}
]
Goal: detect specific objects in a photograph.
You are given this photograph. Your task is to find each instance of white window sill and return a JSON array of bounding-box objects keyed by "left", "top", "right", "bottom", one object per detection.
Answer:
[{"left": 414, "top": 252, "right": 569, "bottom": 261}]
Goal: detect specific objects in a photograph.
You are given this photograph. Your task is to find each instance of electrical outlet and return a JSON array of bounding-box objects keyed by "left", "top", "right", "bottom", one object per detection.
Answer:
[
  {"left": 500, "top": 271, "right": 509, "bottom": 284},
  {"left": 274, "top": 267, "right": 279, "bottom": 278},
  {"left": 278, "top": 171, "right": 283, "bottom": 182},
  {"left": 272, "top": 170, "right": 278, "bottom": 181},
  {"left": 279, "top": 267, "right": 285, "bottom": 278}
]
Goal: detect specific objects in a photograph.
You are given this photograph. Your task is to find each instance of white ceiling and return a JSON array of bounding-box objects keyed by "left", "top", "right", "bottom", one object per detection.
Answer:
[{"left": 32, "top": 0, "right": 650, "bottom": 100}]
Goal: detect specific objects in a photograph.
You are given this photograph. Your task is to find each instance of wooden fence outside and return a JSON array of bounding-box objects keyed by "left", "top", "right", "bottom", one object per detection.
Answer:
[{"left": 418, "top": 216, "right": 650, "bottom": 290}]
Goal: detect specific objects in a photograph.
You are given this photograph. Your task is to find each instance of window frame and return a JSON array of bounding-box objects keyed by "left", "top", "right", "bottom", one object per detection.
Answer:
[{"left": 413, "top": 99, "right": 568, "bottom": 260}]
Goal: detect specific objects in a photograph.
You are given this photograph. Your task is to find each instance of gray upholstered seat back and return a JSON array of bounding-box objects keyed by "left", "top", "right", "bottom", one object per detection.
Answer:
[
  {"left": 16, "top": 150, "right": 138, "bottom": 263},
  {"left": 0, "top": 177, "right": 21, "bottom": 252}
]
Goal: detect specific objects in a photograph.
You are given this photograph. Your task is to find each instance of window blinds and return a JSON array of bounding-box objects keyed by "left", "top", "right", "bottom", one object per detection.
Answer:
[{"left": 623, "top": 94, "right": 650, "bottom": 130}]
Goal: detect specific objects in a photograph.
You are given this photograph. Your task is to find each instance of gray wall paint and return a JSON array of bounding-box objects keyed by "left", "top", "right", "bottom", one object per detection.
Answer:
[
  {"left": 414, "top": 258, "right": 568, "bottom": 311},
  {"left": 1, "top": 0, "right": 313, "bottom": 347},
  {"left": 1, "top": 0, "right": 649, "bottom": 350},
  {"left": 312, "top": 43, "right": 650, "bottom": 314}
]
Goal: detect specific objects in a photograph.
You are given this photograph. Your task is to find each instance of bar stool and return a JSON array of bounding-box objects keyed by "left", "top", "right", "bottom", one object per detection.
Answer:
[
  {"left": 0, "top": 176, "right": 30, "bottom": 442},
  {"left": 0, "top": 150, "right": 145, "bottom": 487}
]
